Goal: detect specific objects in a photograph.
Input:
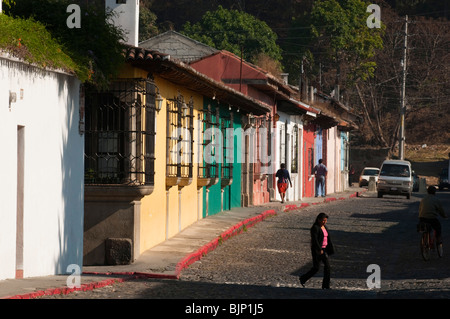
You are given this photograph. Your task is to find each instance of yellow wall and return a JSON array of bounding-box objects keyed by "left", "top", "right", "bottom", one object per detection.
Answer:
[
  {"left": 119, "top": 64, "right": 147, "bottom": 79},
  {"left": 116, "top": 64, "right": 205, "bottom": 253},
  {"left": 139, "top": 75, "right": 204, "bottom": 253}
]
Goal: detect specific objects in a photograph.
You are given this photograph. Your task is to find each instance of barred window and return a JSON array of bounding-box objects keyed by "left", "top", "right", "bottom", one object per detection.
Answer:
[
  {"left": 279, "top": 123, "right": 286, "bottom": 165},
  {"left": 84, "top": 78, "right": 156, "bottom": 185},
  {"left": 291, "top": 125, "right": 299, "bottom": 173},
  {"left": 221, "top": 113, "right": 234, "bottom": 180},
  {"left": 198, "top": 105, "right": 219, "bottom": 179},
  {"left": 166, "top": 94, "right": 194, "bottom": 178}
]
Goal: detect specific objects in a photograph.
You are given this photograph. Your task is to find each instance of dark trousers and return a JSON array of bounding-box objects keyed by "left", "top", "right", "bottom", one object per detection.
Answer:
[
  {"left": 420, "top": 217, "right": 442, "bottom": 240},
  {"left": 300, "top": 250, "right": 331, "bottom": 288}
]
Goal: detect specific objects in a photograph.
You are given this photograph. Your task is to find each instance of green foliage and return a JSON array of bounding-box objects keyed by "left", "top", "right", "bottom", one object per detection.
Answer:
[
  {"left": 310, "top": 0, "right": 384, "bottom": 82},
  {"left": 181, "top": 5, "right": 282, "bottom": 64},
  {"left": 0, "top": 14, "right": 77, "bottom": 73},
  {"left": 139, "top": 3, "right": 159, "bottom": 42},
  {"left": 3, "top": 0, "right": 126, "bottom": 88}
]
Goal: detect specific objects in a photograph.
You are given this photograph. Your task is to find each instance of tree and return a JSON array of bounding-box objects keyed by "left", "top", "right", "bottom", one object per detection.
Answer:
[
  {"left": 181, "top": 5, "right": 282, "bottom": 65},
  {"left": 346, "top": 4, "right": 450, "bottom": 148},
  {"left": 309, "top": 0, "right": 384, "bottom": 88},
  {"left": 4, "top": 0, "right": 126, "bottom": 88},
  {"left": 139, "top": 2, "right": 159, "bottom": 42}
]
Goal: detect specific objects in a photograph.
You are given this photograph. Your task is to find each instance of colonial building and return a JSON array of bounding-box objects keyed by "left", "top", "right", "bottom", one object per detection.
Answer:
[
  {"left": 0, "top": 52, "right": 84, "bottom": 280},
  {"left": 139, "top": 30, "right": 218, "bottom": 63},
  {"left": 82, "top": 1, "right": 359, "bottom": 266},
  {"left": 140, "top": 31, "right": 359, "bottom": 203},
  {"left": 312, "top": 90, "right": 359, "bottom": 193},
  {"left": 82, "top": 46, "right": 271, "bottom": 265}
]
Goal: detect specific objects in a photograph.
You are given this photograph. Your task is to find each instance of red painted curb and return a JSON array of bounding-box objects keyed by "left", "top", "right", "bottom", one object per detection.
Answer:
[
  {"left": 174, "top": 191, "right": 361, "bottom": 275},
  {"left": 5, "top": 277, "right": 132, "bottom": 299},
  {"left": 281, "top": 191, "right": 361, "bottom": 212},
  {"left": 283, "top": 204, "right": 298, "bottom": 212},
  {"left": 174, "top": 209, "right": 277, "bottom": 276}
]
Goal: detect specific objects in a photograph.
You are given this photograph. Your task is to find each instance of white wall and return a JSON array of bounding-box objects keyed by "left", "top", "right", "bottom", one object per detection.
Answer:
[
  {"left": 0, "top": 55, "right": 84, "bottom": 280},
  {"left": 106, "top": 0, "right": 139, "bottom": 47},
  {"left": 275, "top": 113, "right": 303, "bottom": 202},
  {"left": 326, "top": 127, "right": 337, "bottom": 194}
]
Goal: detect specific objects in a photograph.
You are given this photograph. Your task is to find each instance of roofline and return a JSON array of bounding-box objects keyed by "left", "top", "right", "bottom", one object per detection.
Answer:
[
  {"left": 124, "top": 46, "right": 272, "bottom": 115},
  {"left": 0, "top": 51, "right": 76, "bottom": 77},
  {"left": 139, "top": 30, "right": 219, "bottom": 54},
  {"left": 193, "top": 50, "right": 295, "bottom": 95},
  {"left": 166, "top": 57, "right": 272, "bottom": 113}
]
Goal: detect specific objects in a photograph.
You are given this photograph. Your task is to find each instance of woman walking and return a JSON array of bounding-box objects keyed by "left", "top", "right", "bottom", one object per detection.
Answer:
[
  {"left": 276, "top": 163, "right": 292, "bottom": 204},
  {"left": 300, "top": 213, "right": 335, "bottom": 289}
]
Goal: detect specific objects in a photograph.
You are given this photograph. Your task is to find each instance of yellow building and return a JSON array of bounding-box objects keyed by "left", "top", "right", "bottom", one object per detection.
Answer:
[{"left": 82, "top": 46, "right": 270, "bottom": 265}]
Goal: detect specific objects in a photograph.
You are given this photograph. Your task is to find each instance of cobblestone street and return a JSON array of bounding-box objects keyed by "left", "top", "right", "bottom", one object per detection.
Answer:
[{"left": 42, "top": 191, "right": 450, "bottom": 300}]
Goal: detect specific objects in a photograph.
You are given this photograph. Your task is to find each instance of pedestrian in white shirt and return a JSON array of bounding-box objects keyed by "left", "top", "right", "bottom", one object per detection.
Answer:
[{"left": 314, "top": 159, "right": 328, "bottom": 197}]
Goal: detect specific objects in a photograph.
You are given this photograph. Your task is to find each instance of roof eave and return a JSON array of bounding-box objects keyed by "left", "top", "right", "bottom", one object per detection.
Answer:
[{"left": 125, "top": 46, "right": 271, "bottom": 115}]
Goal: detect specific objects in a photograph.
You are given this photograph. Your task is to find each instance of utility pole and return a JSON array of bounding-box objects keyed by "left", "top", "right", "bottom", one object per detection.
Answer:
[
  {"left": 399, "top": 15, "right": 408, "bottom": 160},
  {"left": 299, "top": 56, "right": 304, "bottom": 100}
]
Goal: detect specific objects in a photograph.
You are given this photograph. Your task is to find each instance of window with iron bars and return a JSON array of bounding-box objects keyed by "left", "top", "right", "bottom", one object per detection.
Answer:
[
  {"left": 291, "top": 125, "right": 299, "bottom": 173},
  {"left": 279, "top": 122, "right": 286, "bottom": 166},
  {"left": 84, "top": 78, "right": 156, "bottom": 185},
  {"left": 252, "top": 116, "right": 269, "bottom": 179},
  {"left": 197, "top": 105, "right": 219, "bottom": 180},
  {"left": 221, "top": 112, "right": 234, "bottom": 181},
  {"left": 166, "top": 95, "right": 194, "bottom": 178}
]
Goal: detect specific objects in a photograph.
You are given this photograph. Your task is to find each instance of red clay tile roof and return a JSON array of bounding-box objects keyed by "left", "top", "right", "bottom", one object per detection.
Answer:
[
  {"left": 125, "top": 46, "right": 169, "bottom": 62},
  {"left": 124, "top": 45, "right": 272, "bottom": 115}
]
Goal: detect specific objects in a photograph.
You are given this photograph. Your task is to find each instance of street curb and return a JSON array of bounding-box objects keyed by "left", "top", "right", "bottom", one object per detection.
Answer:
[
  {"left": 5, "top": 190, "right": 364, "bottom": 299},
  {"left": 174, "top": 209, "right": 278, "bottom": 277},
  {"left": 282, "top": 190, "right": 364, "bottom": 212},
  {"left": 4, "top": 276, "right": 133, "bottom": 299},
  {"left": 3, "top": 209, "right": 279, "bottom": 299}
]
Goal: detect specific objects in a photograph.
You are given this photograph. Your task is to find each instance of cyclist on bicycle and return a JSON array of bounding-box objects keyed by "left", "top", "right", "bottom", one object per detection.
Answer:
[{"left": 419, "top": 186, "right": 447, "bottom": 245}]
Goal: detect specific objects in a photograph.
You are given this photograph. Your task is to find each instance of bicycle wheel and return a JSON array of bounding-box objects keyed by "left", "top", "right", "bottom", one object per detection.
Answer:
[{"left": 421, "top": 232, "right": 431, "bottom": 261}]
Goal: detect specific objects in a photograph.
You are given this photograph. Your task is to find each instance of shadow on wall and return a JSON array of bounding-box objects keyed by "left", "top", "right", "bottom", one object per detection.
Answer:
[{"left": 57, "top": 73, "right": 84, "bottom": 274}]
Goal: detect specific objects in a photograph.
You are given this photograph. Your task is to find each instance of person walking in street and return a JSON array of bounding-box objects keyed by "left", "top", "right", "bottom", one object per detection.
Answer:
[
  {"left": 314, "top": 159, "right": 328, "bottom": 197},
  {"left": 300, "top": 213, "right": 334, "bottom": 289},
  {"left": 419, "top": 186, "right": 447, "bottom": 245},
  {"left": 349, "top": 164, "right": 355, "bottom": 187},
  {"left": 276, "top": 163, "right": 292, "bottom": 204}
]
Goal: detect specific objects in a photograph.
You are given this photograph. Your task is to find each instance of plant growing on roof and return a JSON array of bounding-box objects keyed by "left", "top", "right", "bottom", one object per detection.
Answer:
[
  {"left": 3, "top": 0, "right": 126, "bottom": 88},
  {"left": 0, "top": 13, "right": 78, "bottom": 73}
]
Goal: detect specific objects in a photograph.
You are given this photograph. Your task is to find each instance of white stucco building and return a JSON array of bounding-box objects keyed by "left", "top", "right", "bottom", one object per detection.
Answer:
[
  {"left": 0, "top": 53, "right": 84, "bottom": 280},
  {"left": 275, "top": 113, "right": 304, "bottom": 202},
  {"left": 105, "top": 0, "right": 139, "bottom": 46}
]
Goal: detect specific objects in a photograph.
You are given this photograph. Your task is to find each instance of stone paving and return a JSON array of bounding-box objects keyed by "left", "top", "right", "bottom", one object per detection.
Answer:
[{"left": 39, "top": 191, "right": 450, "bottom": 300}]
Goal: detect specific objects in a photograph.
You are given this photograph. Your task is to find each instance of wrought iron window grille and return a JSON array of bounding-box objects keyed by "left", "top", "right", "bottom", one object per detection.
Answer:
[
  {"left": 198, "top": 105, "right": 219, "bottom": 179},
  {"left": 250, "top": 116, "right": 270, "bottom": 179},
  {"left": 221, "top": 112, "right": 234, "bottom": 181},
  {"left": 166, "top": 94, "right": 194, "bottom": 179},
  {"left": 84, "top": 78, "right": 157, "bottom": 186},
  {"left": 291, "top": 125, "right": 299, "bottom": 173}
]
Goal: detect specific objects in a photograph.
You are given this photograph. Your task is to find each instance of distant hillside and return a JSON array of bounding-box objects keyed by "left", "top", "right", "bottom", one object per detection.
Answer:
[
  {"left": 406, "top": 144, "right": 449, "bottom": 186},
  {"left": 146, "top": 1, "right": 449, "bottom": 149},
  {"left": 406, "top": 105, "right": 450, "bottom": 145}
]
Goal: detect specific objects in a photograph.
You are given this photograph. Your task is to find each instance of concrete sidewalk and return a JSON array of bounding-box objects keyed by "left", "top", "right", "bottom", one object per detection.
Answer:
[{"left": 0, "top": 186, "right": 365, "bottom": 299}]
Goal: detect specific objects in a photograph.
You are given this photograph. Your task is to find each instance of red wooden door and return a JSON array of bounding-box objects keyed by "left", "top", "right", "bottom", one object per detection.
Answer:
[{"left": 303, "top": 125, "right": 315, "bottom": 198}]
